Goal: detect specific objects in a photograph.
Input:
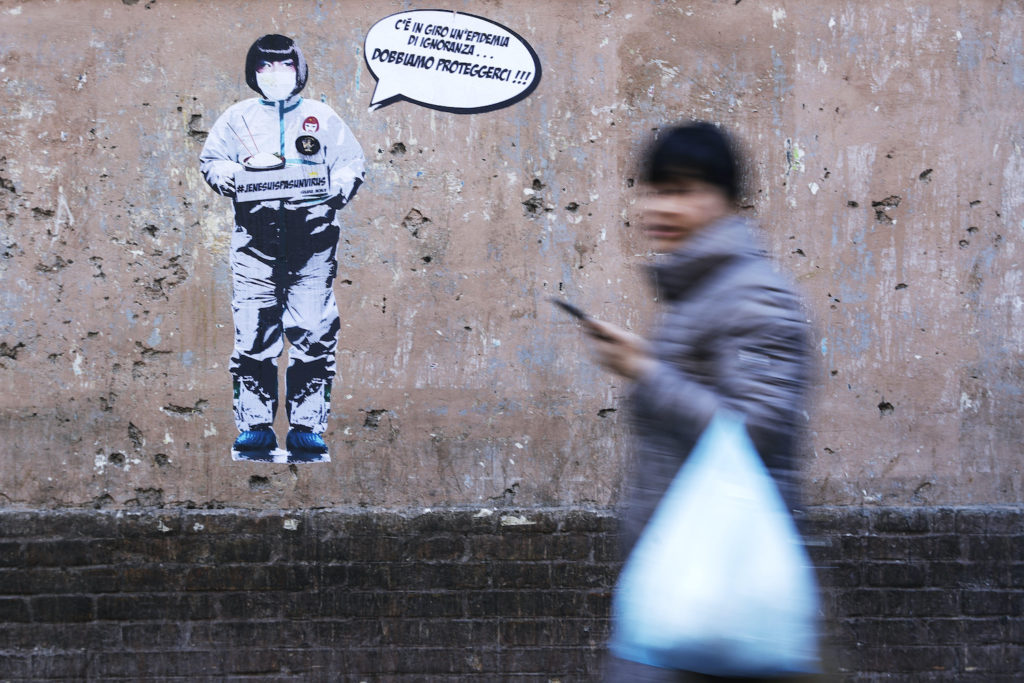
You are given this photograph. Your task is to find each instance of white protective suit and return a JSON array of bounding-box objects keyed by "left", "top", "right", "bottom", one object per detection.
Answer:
[{"left": 200, "top": 91, "right": 365, "bottom": 435}]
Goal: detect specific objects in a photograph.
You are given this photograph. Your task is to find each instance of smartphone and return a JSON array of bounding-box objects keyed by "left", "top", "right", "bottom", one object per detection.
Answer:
[
  {"left": 549, "top": 297, "right": 588, "bottom": 321},
  {"left": 549, "top": 297, "right": 614, "bottom": 341}
]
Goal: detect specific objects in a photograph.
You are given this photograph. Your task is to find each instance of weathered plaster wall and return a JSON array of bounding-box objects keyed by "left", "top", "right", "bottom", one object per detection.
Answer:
[{"left": 1, "top": 0, "right": 1022, "bottom": 508}]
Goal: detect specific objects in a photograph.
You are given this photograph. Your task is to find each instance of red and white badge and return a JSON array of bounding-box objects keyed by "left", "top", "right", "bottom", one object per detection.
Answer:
[{"left": 302, "top": 116, "right": 320, "bottom": 133}]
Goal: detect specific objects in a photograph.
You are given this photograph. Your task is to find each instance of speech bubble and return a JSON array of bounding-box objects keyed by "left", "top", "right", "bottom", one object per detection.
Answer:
[{"left": 364, "top": 10, "right": 542, "bottom": 114}]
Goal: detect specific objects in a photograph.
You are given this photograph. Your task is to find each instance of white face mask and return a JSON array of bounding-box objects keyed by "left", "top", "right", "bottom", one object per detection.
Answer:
[{"left": 256, "top": 70, "right": 297, "bottom": 101}]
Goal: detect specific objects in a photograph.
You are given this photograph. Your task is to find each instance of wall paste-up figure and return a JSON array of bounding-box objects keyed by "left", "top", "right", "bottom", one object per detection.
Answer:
[{"left": 200, "top": 34, "right": 365, "bottom": 463}]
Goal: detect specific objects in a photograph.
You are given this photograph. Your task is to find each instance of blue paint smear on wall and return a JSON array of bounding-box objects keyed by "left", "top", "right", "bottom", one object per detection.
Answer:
[{"left": 770, "top": 47, "right": 792, "bottom": 127}]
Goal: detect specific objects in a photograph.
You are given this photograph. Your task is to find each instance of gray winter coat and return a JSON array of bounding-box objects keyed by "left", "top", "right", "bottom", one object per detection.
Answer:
[{"left": 620, "top": 214, "right": 812, "bottom": 553}]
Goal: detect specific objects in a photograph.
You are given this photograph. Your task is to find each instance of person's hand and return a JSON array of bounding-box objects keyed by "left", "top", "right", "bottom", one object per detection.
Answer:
[
  {"left": 583, "top": 318, "right": 657, "bottom": 380},
  {"left": 216, "top": 176, "right": 237, "bottom": 197},
  {"left": 212, "top": 161, "right": 244, "bottom": 197}
]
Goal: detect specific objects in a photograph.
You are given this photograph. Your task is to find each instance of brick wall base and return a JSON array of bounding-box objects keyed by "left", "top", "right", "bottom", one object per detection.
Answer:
[{"left": 0, "top": 506, "right": 1021, "bottom": 681}]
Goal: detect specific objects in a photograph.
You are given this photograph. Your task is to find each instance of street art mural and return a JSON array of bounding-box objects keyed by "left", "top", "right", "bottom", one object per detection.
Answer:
[
  {"left": 197, "top": 13, "right": 541, "bottom": 465},
  {"left": 199, "top": 34, "right": 366, "bottom": 464}
]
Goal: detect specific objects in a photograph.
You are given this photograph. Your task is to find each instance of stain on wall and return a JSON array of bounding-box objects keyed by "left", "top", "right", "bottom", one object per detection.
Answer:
[{"left": 1, "top": 0, "right": 1022, "bottom": 508}]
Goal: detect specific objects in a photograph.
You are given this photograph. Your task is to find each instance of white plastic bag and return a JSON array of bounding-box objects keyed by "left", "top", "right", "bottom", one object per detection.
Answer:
[{"left": 610, "top": 411, "right": 821, "bottom": 675}]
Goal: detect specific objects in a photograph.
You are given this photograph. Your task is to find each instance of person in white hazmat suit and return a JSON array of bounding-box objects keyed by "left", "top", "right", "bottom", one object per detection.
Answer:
[{"left": 200, "top": 34, "right": 365, "bottom": 460}]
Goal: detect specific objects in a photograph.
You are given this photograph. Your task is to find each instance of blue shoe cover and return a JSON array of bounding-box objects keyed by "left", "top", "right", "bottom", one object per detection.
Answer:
[
  {"left": 287, "top": 429, "right": 328, "bottom": 453},
  {"left": 233, "top": 428, "right": 277, "bottom": 452}
]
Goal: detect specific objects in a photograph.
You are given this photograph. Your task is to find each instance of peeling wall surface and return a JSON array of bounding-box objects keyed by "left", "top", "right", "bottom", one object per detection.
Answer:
[{"left": 1, "top": 0, "right": 1022, "bottom": 509}]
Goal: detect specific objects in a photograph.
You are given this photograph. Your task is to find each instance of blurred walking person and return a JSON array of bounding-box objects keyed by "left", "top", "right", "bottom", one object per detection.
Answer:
[{"left": 576, "top": 122, "right": 817, "bottom": 681}]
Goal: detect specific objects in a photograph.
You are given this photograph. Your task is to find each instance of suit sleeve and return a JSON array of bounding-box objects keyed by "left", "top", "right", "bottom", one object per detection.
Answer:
[
  {"left": 324, "top": 113, "right": 366, "bottom": 210},
  {"left": 199, "top": 110, "right": 245, "bottom": 198}
]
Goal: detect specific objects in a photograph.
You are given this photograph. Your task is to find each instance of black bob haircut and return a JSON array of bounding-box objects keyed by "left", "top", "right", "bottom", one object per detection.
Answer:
[
  {"left": 245, "top": 34, "right": 309, "bottom": 98},
  {"left": 640, "top": 122, "right": 742, "bottom": 202}
]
